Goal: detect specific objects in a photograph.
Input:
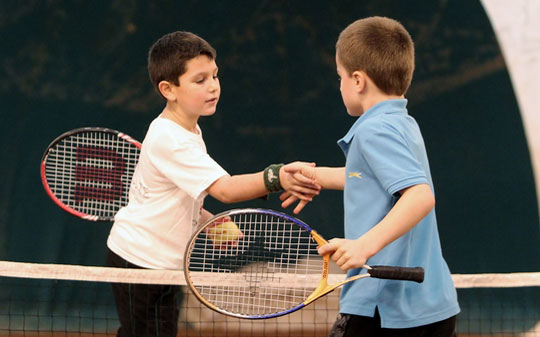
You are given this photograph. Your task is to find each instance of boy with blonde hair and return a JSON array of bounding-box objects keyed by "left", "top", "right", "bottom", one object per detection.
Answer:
[
  {"left": 283, "top": 17, "right": 460, "bottom": 336},
  {"left": 106, "top": 31, "right": 319, "bottom": 337}
]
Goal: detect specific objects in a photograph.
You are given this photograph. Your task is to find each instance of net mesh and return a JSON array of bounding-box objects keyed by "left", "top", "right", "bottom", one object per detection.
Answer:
[{"left": 0, "top": 261, "right": 539, "bottom": 337}]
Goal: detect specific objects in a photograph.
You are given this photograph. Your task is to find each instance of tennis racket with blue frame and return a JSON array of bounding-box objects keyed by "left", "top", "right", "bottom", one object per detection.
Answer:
[{"left": 184, "top": 208, "right": 424, "bottom": 319}]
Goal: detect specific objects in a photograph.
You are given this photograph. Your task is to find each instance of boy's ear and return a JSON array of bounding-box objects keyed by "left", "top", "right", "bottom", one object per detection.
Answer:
[
  {"left": 352, "top": 70, "right": 366, "bottom": 93},
  {"left": 158, "top": 80, "right": 176, "bottom": 101}
]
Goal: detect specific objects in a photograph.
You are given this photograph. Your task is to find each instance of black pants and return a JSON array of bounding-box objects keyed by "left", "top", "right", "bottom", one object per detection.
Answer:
[
  {"left": 106, "top": 249, "right": 183, "bottom": 337},
  {"left": 329, "top": 308, "right": 457, "bottom": 337}
]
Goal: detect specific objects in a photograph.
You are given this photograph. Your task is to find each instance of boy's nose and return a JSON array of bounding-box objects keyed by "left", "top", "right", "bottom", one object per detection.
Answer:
[{"left": 209, "top": 80, "right": 219, "bottom": 92}]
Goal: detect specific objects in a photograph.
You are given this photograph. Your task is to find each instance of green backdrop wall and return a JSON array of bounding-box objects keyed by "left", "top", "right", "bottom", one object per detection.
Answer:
[{"left": 1, "top": 1, "right": 538, "bottom": 276}]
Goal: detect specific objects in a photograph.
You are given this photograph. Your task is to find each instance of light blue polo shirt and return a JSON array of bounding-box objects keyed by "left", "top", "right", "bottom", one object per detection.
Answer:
[{"left": 337, "top": 99, "right": 460, "bottom": 328}]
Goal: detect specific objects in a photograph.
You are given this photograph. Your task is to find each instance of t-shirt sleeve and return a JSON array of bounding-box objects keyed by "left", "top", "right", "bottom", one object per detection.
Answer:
[
  {"left": 358, "top": 122, "right": 428, "bottom": 195},
  {"left": 149, "top": 138, "right": 229, "bottom": 200}
]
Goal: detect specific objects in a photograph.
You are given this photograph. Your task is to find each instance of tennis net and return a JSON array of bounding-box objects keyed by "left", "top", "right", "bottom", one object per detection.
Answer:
[{"left": 0, "top": 260, "right": 538, "bottom": 336}]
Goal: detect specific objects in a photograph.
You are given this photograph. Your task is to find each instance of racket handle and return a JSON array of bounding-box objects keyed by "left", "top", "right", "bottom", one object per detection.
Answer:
[{"left": 368, "top": 266, "right": 424, "bottom": 283}]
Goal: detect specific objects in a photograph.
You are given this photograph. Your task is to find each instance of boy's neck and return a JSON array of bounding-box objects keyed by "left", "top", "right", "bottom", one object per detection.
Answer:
[
  {"left": 357, "top": 75, "right": 404, "bottom": 114},
  {"left": 161, "top": 105, "right": 199, "bottom": 134},
  {"left": 362, "top": 92, "right": 404, "bottom": 113}
]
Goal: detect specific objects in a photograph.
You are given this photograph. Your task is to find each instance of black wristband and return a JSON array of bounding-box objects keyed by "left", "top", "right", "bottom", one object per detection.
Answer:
[{"left": 263, "top": 163, "right": 284, "bottom": 192}]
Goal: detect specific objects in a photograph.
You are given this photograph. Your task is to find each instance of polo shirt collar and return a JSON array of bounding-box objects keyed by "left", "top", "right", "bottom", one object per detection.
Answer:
[{"left": 338, "top": 98, "right": 408, "bottom": 153}]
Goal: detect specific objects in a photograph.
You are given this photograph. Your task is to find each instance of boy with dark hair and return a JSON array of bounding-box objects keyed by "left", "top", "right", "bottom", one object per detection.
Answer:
[
  {"left": 106, "top": 31, "right": 319, "bottom": 337},
  {"left": 283, "top": 17, "right": 460, "bottom": 336}
]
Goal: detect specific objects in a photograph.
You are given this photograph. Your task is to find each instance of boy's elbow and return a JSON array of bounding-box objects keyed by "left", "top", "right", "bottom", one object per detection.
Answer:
[
  {"left": 214, "top": 192, "right": 237, "bottom": 204},
  {"left": 428, "top": 192, "right": 435, "bottom": 211},
  {"left": 209, "top": 188, "right": 237, "bottom": 204},
  {"left": 424, "top": 185, "right": 436, "bottom": 212},
  {"left": 405, "top": 184, "right": 435, "bottom": 214},
  {"left": 207, "top": 178, "right": 240, "bottom": 204}
]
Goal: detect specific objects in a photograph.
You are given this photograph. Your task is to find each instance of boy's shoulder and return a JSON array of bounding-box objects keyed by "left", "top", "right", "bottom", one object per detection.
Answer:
[
  {"left": 356, "top": 109, "right": 400, "bottom": 131},
  {"left": 144, "top": 118, "right": 201, "bottom": 150},
  {"left": 354, "top": 109, "right": 420, "bottom": 144}
]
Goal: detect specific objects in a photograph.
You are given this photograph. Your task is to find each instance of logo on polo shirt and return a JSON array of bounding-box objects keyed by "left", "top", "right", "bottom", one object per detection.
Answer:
[{"left": 348, "top": 171, "right": 363, "bottom": 179}]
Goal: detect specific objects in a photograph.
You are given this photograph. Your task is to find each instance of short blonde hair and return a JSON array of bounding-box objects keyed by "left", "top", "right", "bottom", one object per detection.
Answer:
[{"left": 336, "top": 17, "right": 414, "bottom": 96}]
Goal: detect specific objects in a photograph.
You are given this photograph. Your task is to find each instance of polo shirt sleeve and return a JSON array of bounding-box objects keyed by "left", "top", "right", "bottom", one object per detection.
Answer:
[
  {"left": 358, "top": 122, "right": 428, "bottom": 196},
  {"left": 148, "top": 138, "right": 229, "bottom": 200}
]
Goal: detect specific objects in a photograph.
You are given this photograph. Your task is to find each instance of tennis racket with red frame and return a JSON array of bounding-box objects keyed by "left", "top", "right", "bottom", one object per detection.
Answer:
[
  {"left": 41, "top": 127, "right": 141, "bottom": 221},
  {"left": 184, "top": 208, "right": 424, "bottom": 319}
]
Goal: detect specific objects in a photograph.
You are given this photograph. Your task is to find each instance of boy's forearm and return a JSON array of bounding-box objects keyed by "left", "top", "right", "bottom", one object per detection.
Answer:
[
  {"left": 360, "top": 184, "right": 435, "bottom": 258},
  {"left": 208, "top": 162, "right": 321, "bottom": 204},
  {"left": 207, "top": 172, "right": 267, "bottom": 203},
  {"left": 315, "top": 167, "right": 346, "bottom": 190}
]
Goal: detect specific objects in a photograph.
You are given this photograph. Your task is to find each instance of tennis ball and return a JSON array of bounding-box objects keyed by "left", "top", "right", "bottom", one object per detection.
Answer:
[{"left": 206, "top": 221, "right": 242, "bottom": 248}]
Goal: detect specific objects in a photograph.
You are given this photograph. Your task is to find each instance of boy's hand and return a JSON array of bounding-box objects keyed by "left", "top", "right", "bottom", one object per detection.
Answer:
[
  {"left": 279, "top": 162, "right": 319, "bottom": 214},
  {"left": 317, "top": 237, "right": 372, "bottom": 271},
  {"left": 282, "top": 161, "right": 317, "bottom": 182},
  {"left": 279, "top": 192, "right": 308, "bottom": 214},
  {"left": 279, "top": 161, "right": 320, "bottom": 201}
]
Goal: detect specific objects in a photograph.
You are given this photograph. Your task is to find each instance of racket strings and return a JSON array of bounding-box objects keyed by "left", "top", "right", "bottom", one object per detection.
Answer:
[
  {"left": 187, "top": 212, "right": 324, "bottom": 317},
  {"left": 44, "top": 131, "right": 140, "bottom": 218}
]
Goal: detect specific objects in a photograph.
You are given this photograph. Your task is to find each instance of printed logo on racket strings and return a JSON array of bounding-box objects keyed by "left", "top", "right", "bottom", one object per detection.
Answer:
[
  {"left": 74, "top": 146, "right": 127, "bottom": 202},
  {"left": 208, "top": 236, "right": 287, "bottom": 272}
]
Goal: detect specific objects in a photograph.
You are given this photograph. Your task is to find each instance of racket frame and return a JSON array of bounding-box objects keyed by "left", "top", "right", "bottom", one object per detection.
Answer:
[
  {"left": 184, "top": 208, "right": 424, "bottom": 319},
  {"left": 184, "top": 208, "right": 317, "bottom": 318},
  {"left": 41, "top": 127, "right": 141, "bottom": 221}
]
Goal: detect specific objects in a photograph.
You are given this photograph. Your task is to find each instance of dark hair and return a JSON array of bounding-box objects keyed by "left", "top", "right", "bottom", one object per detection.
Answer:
[
  {"left": 336, "top": 17, "right": 414, "bottom": 95},
  {"left": 147, "top": 31, "right": 216, "bottom": 95}
]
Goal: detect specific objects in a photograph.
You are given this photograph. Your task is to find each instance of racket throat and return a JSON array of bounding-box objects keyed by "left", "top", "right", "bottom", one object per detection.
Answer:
[
  {"left": 304, "top": 279, "right": 336, "bottom": 305},
  {"left": 304, "top": 252, "right": 333, "bottom": 306}
]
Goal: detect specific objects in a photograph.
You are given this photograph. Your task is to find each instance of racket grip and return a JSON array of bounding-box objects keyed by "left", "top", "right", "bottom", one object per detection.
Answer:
[{"left": 368, "top": 266, "right": 424, "bottom": 283}]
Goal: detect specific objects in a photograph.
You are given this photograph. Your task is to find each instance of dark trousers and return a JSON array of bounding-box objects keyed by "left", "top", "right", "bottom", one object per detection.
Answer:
[
  {"left": 329, "top": 308, "right": 457, "bottom": 337},
  {"left": 106, "top": 249, "right": 183, "bottom": 337}
]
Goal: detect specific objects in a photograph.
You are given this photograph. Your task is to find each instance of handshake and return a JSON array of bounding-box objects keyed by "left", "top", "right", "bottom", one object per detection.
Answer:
[{"left": 273, "top": 161, "right": 321, "bottom": 215}]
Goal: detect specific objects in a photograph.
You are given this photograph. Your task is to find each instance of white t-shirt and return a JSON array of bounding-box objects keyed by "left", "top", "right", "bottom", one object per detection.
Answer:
[{"left": 107, "top": 117, "right": 228, "bottom": 269}]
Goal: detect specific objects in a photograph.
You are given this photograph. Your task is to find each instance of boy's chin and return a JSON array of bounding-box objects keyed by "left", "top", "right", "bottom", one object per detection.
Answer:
[
  {"left": 200, "top": 109, "right": 217, "bottom": 117},
  {"left": 346, "top": 106, "right": 364, "bottom": 117}
]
